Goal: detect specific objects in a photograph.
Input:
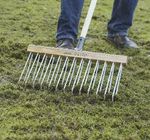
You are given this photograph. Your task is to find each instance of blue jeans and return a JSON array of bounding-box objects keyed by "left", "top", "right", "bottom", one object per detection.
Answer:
[{"left": 56, "top": 0, "right": 138, "bottom": 41}]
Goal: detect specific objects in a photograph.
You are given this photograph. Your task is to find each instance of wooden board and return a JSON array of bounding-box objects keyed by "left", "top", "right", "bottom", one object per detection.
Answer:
[{"left": 27, "top": 44, "right": 128, "bottom": 64}]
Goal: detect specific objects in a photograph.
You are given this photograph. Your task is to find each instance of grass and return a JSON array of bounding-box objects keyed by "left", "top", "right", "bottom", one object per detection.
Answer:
[{"left": 0, "top": 0, "right": 150, "bottom": 139}]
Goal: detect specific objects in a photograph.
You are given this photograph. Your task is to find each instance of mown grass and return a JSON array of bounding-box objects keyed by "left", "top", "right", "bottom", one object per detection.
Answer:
[{"left": 0, "top": 0, "right": 150, "bottom": 139}]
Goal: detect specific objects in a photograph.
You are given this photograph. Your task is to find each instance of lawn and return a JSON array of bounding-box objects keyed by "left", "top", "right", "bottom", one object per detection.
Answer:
[{"left": 0, "top": 0, "right": 150, "bottom": 139}]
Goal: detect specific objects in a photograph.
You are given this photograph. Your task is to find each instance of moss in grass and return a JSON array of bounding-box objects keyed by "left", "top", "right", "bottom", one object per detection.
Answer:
[{"left": 0, "top": 0, "right": 150, "bottom": 139}]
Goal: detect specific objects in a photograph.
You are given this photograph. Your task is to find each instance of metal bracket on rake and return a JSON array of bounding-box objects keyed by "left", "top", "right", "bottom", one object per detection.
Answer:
[{"left": 18, "top": 44, "right": 127, "bottom": 101}]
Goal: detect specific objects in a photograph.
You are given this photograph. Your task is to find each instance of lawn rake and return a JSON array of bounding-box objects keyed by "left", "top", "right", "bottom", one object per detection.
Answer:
[{"left": 18, "top": 0, "right": 127, "bottom": 101}]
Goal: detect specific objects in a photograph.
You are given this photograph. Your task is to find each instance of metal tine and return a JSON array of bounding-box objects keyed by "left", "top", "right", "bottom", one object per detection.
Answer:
[
  {"left": 32, "top": 54, "right": 46, "bottom": 88},
  {"left": 99, "top": 62, "right": 107, "bottom": 92},
  {"left": 72, "top": 59, "right": 84, "bottom": 93},
  {"left": 25, "top": 53, "right": 39, "bottom": 85},
  {"left": 91, "top": 60, "right": 100, "bottom": 90},
  {"left": 46, "top": 56, "right": 55, "bottom": 84},
  {"left": 104, "top": 63, "right": 115, "bottom": 100},
  {"left": 48, "top": 56, "right": 61, "bottom": 87},
  {"left": 24, "top": 53, "right": 33, "bottom": 82},
  {"left": 32, "top": 55, "right": 40, "bottom": 81},
  {"left": 108, "top": 63, "right": 115, "bottom": 93},
  {"left": 76, "top": 59, "right": 84, "bottom": 85},
  {"left": 112, "top": 63, "right": 123, "bottom": 101},
  {"left": 38, "top": 56, "right": 48, "bottom": 84},
  {"left": 87, "top": 60, "right": 99, "bottom": 95},
  {"left": 68, "top": 58, "right": 77, "bottom": 86},
  {"left": 56, "top": 57, "right": 69, "bottom": 90},
  {"left": 18, "top": 52, "right": 32, "bottom": 83},
  {"left": 61, "top": 57, "right": 69, "bottom": 84},
  {"left": 40, "top": 55, "right": 53, "bottom": 88},
  {"left": 96, "top": 62, "right": 107, "bottom": 95},
  {"left": 79, "top": 59, "right": 91, "bottom": 94},
  {"left": 115, "top": 64, "right": 123, "bottom": 95},
  {"left": 84, "top": 60, "right": 92, "bottom": 86},
  {"left": 53, "top": 57, "right": 63, "bottom": 84},
  {"left": 64, "top": 58, "right": 76, "bottom": 91},
  {"left": 112, "top": 65, "right": 122, "bottom": 101}
]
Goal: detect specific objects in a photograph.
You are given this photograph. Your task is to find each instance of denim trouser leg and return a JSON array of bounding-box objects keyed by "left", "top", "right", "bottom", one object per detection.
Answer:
[
  {"left": 108, "top": 0, "right": 138, "bottom": 36},
  {"left": 56, "top": 0, "right": 84, "bottom": 42},
  {"left": 57, "top": 0, "right": 138, "bottom": 41}
]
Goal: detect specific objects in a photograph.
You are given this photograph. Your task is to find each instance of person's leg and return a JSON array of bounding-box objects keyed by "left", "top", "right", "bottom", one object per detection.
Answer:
[
  {"left": 107, "top": 0, "right": 138, "bottom": 48},
  {"left": 56, "top": 0, "right": 84, "bottom": 43},
  {"left": 108, "top": 0, "right": 138, "bottom": 36}
]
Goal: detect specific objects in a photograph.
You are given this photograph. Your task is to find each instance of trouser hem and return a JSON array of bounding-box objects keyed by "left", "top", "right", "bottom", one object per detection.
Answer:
[
  {"left": 56, "top": 35, "right": 77, "bottom": 43},
  {"left": 107, "top": 32, "right": 128, "bottom": 37}
]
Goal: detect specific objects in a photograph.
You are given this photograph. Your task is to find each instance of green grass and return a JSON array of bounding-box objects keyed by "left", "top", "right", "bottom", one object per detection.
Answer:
[{"left": 0, "top": 0, "right": 150, "bottom": 139}]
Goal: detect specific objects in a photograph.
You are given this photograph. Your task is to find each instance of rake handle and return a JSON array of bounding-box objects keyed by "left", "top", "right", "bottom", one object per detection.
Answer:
[{"left": 76, "top": 0, "right": 97, "bottom": 51}]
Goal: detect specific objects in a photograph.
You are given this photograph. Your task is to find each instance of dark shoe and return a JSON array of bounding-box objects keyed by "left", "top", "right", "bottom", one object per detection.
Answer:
[
  {"left": 56, "top": 39, "right": 75, "bottom": 50},
  {"left": 107, "top": 34, "right": 138, "bottom": 49}
]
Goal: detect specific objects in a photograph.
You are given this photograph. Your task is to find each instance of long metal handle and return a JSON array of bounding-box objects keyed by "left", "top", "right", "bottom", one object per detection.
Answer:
[{"left": 76, "top": 0, "right": 97, "bottom": 51}]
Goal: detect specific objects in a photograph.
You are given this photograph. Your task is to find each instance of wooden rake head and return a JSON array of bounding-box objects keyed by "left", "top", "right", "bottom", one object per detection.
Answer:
[{"left": 18, "top": 44, "right": 127, "bottom": 101}]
